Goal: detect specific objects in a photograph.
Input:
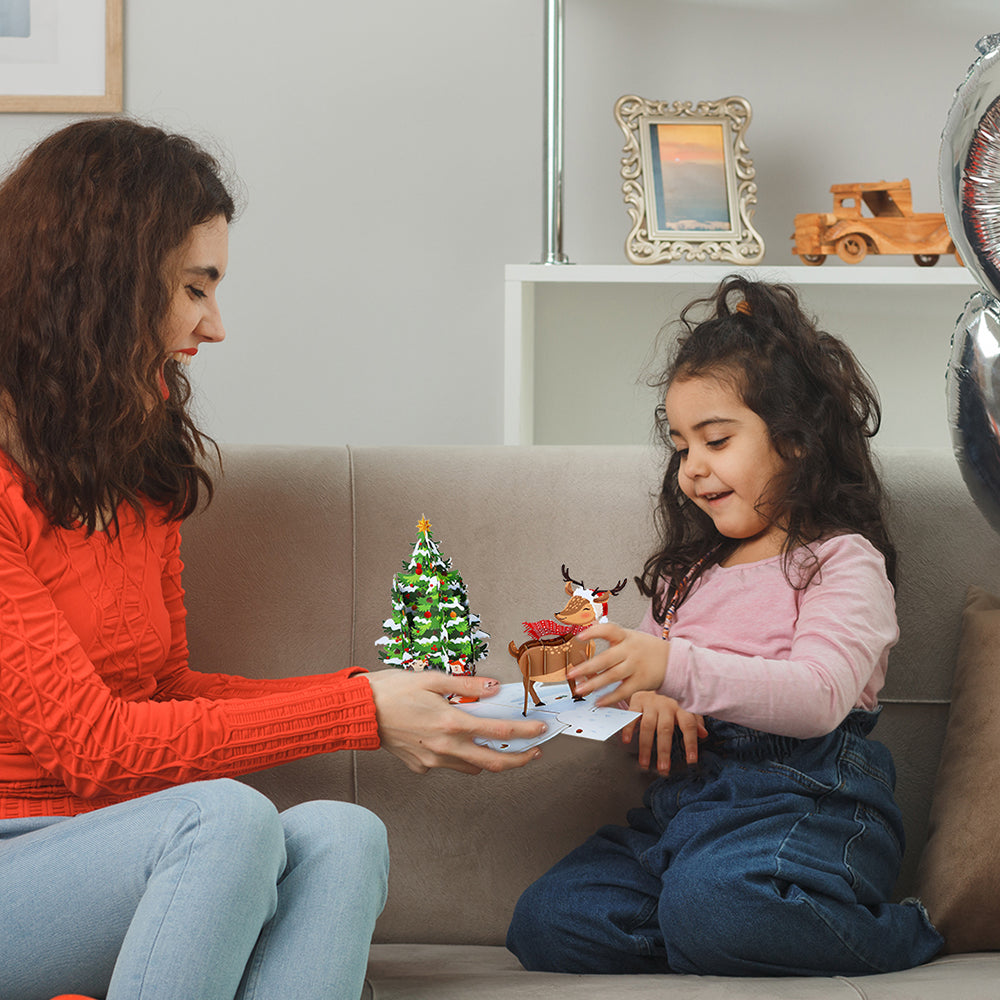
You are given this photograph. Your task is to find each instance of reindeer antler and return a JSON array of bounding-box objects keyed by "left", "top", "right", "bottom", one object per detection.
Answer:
[{"left": 562, "top": 565, "right": 627, "bottom": 597}]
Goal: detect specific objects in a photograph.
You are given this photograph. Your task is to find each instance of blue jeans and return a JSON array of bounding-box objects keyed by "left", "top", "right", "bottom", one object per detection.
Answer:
[
  {"left": 507, "top": 711, "right": 943, "bottom": 976},
  {"left": 0, "top": 778, "right": 389, "bottom": 1000}
]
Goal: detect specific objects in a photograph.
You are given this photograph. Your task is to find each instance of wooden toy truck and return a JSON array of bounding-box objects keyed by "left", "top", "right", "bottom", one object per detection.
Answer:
[{"left": 792, "top": 179, "right": 958, "bottom": 266}]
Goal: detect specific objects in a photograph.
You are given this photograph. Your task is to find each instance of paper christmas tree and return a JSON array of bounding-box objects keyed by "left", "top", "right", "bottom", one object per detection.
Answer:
[{"left": 375, "top": 517, "right": 488, "bottom": 674}]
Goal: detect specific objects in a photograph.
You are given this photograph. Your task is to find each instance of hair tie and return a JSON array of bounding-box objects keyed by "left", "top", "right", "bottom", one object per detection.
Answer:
[{"left": 735, "top": 300, "right": 752, "bottom": 315}]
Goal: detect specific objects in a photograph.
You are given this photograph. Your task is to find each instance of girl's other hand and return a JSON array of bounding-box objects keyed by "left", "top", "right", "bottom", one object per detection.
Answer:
[
  {"left": 364, "top": 670, "right": 547, "bottom": 775},
  {"left": 566, "top": 622, "right": 670, "bottom": 706},
  {"left": 621, "top": 692, "right": 707, "bottom": 776}
]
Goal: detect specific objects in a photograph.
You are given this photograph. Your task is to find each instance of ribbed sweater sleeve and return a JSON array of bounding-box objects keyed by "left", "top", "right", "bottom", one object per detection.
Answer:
[
  {"left": 0, "top": 468, "right": 379, "bottom": 814},
  {"left": 2, "top": 660, "right": 378, "bottom": 801}
]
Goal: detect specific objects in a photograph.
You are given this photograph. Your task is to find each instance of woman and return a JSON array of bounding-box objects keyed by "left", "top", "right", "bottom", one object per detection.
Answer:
[{"left": 0, "top": 118, "right": 544, "bottom": 1000}]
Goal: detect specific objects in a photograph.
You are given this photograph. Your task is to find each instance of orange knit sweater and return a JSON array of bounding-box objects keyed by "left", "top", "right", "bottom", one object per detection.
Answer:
[{"left": 0, "top": 456, "right": 379, "bottom": 819}]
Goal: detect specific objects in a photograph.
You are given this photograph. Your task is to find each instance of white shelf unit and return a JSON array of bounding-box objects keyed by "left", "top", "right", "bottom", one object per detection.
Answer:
[{"left": 503, "top": 264, "right": 978, "bottom": 445}]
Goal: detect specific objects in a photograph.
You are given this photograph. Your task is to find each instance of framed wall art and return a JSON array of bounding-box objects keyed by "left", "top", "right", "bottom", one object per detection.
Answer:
[
  {"left": 0, "top": 0, "right": 122, "bottom": 113},
  {"left": 614, "top": 94, "right": 764, "bottom": 265}
]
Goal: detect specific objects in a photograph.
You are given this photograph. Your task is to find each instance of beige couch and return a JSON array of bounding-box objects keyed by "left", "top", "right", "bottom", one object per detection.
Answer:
[{"left": 180, "top": 445, "right": 1000, "bottom": 999}]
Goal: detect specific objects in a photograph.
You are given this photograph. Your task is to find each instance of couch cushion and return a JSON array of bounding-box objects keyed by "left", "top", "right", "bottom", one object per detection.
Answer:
[
  {"left": 882, "top": 450, "right": 1000, "bottom": 702},
  {"left": 916, "top": 585, "right": 1000, "bottom": 952},
  {"left": 181, "top": 445, "right": 358, "bottom": 808},
  {"left": 363, "top": 945, "right": 1000, "bottom": 999},
  {"left": 350, "top": 445, "right": 659, "bottom": 944}
]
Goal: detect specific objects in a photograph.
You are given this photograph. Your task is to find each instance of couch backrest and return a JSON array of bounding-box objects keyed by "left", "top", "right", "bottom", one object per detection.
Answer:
[{"left": 180, "top": 445, "right": 1000, "bottom": 945}]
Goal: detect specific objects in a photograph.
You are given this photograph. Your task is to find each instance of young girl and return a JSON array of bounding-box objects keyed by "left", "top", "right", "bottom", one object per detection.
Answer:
[{"left": 506, "top": 275, "right": 943, "bottom": 977}]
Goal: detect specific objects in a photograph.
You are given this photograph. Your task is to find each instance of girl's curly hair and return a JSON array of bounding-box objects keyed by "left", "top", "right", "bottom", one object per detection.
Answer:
[
  {"left": 638, "top": 274, "right": 896, "bottom": 623},
  {"left": 0, "top": 118, "right": 236, "bottom": 533}
]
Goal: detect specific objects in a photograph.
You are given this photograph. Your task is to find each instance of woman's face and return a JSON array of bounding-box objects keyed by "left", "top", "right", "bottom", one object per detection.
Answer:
[{"left": 161, "top": 214, "right": 229, "bottom": 370}]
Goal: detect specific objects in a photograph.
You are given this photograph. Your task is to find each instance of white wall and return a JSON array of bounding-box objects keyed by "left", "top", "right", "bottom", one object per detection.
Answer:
[
  {"left": 0, "top": 1, "right": 996, "bottom": 448},
  {"left": 563, "top": 0, "right": 998, "bottom": 268}
]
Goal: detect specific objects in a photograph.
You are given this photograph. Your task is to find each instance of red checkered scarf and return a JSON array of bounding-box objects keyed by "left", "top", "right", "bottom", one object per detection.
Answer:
[{"left": 521, "top": 619, "right": 593, "bottom": 641}]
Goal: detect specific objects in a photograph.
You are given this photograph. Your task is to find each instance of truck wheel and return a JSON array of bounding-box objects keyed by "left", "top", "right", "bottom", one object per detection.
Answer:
[
  {"left": 836, "top": 235, "right": 868, "bottom": 263},
  {"left": 914, "top": 254, "right": 940, "bottom": 266},
  {"left": 800, "top": 254, "right": 825, "bottom": 266}
]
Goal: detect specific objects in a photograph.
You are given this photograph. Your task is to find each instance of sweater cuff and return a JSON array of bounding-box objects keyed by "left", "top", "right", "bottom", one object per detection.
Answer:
[
  {"left": 221, "top": 669, "right": 381, "bottom": 763},
  {"left": 659, "top": 636, "right": 690, "bottom": 702},
  {"left": 326, "top": 668, "right": 381, "bottom": 748}
]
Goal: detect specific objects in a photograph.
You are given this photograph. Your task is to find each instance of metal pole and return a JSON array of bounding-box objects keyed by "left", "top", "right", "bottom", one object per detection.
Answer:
[{"left": 542, "top": 0, "right": 569, "bottom": 263}]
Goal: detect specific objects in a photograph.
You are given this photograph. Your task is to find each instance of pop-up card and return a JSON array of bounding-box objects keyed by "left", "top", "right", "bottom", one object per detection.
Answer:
[
  {"left": 375, "top": 517, "right": 488, "bottom": 675},
  {"left": 456, "top": 682, "right": 640, "bottom": 753},
  {"left": 508, "top": 566, "right": 627, "bottom": 715}
]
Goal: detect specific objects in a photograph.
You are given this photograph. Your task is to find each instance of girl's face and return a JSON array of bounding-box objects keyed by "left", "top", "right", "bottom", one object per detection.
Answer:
[
  {"left": 664, "top": 374, "right": 790, "bottom": 565},
  {"left": 161, "top": 214, "right": 229, "bottom": 367}
]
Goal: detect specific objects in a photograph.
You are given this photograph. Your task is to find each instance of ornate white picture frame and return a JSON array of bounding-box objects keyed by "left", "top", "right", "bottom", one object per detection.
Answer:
[{"left": 614, "top": 94, "right": 764, "bottom": 265}]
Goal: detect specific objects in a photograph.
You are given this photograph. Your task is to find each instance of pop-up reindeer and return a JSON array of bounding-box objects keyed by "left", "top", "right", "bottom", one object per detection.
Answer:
[{"left": 508, "top": 566, "right": 628, "bottom": 716}]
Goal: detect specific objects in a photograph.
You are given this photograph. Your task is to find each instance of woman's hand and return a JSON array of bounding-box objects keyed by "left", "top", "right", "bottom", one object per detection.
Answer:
[
  {"left": 566, "top": 622, "right": 670, "bottom": 707},
  {"left": 621, "top": 692, "right": 707, "bottom": 776},
  {"left": 364, "top": 670, "right": 548, "bottom": 775}
]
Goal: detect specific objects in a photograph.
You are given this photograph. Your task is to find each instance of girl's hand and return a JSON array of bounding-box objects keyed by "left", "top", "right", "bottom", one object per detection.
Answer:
[
  {"left": 364, "top": 670, "right": 548, "bottom": 775},
  {"left": 566, "top": 622, "right": 670, "bottom": 706},
  {"left": 621, "top": 692, "right": 707, "bottom": 776}
]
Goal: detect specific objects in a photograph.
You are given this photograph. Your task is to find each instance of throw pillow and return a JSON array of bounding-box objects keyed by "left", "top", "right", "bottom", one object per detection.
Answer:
[{"left": 915, "top": 584, "right": 1000, "bottom": 953}]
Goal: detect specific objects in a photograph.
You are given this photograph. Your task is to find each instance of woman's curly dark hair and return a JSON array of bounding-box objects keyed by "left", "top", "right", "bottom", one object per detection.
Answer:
[
  {"left": 638, "top": 274, "right": 896, "bottom": 623},
  {"left": 0, "top": 118, "right": 237, "bottom": 533}
]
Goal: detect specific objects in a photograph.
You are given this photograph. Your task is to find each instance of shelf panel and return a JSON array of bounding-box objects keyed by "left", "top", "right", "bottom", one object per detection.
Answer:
[
  {"left": 506, "top": 263, "right": 978, "bottom": 286},
  {"left": 503, "top": 262, "right": 979, "bottom": 444}
]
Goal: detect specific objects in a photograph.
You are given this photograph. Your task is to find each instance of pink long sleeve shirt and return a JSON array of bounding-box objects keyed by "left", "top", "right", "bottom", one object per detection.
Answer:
[{"left": 639, "top": 534, "right": 898, "bottom": 740}]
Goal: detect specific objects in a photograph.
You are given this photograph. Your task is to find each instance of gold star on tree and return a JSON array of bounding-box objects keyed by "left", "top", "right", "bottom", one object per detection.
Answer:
[{"left": 416, "top": 516, "right": 432, "bottom": 533}]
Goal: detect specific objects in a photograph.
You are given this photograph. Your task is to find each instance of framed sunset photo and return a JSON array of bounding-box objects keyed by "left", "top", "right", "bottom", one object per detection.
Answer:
[
  {"left": 615, "top": 95, "right": 764, "bottom": 264},
  {"left": 644, "top": 121, "right": 734, "bottom": 238}
]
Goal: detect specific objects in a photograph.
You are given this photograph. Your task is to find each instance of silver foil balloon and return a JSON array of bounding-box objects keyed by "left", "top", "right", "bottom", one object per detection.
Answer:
[
  {"left": 947, "top": 292, "right": 1000, "bottom": 536},
  {"left": 940, "top": 33, "right": 1000, "bottom": 296},
  {"left": 942, "top": 35, "right": 1000, "bottom": 531}
]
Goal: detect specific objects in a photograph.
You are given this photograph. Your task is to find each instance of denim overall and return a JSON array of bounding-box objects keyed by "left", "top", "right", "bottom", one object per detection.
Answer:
[{"left": 507, "top": 709, "right": 943, "bottom": 976}]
